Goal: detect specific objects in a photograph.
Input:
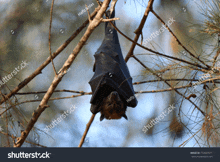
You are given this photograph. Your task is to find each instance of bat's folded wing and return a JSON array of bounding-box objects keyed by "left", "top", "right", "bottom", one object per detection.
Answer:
[{"left": 89, "top": 53, "right": 137, "bottom": 114}]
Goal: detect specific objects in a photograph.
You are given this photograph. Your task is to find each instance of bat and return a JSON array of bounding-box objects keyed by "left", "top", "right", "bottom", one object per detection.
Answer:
[{"left": 89, "top": 9, "right": 138, "bottom": 121}]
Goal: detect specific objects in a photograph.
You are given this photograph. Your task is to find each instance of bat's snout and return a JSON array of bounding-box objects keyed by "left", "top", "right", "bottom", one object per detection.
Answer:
[
  {"left": 111, "top": 91, "right": 118, "bottom": 96},
  {"left": 109, "top": 91, "right": 120, "bottom": 100}
]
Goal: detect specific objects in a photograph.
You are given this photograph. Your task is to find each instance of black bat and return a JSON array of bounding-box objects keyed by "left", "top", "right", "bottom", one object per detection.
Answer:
[{"left": 89, "top": 10, "right": 138, "bottom": 121}]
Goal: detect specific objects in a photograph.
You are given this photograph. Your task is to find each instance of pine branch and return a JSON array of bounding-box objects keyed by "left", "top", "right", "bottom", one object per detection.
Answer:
[{"left": 132, "top": 55, "right": 206, "bottom": 116}]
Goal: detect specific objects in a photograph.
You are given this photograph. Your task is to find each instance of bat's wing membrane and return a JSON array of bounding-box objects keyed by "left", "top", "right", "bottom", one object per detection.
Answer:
[
  {"left": 89, "top": 9, "right": 137, "bottom": 115},
  {"left": 89, "top": 52, "right": 137, "bottom": 114}
]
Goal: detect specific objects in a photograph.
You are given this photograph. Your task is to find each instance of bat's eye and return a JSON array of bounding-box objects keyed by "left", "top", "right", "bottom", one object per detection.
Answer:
[{"left": 108, "top": 103, "right": 111, "bottom": 106}]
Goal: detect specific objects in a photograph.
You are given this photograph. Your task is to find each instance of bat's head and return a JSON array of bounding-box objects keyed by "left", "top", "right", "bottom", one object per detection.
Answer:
[{"left": 100, "top": 91, "right": 127, "bottom": 121}]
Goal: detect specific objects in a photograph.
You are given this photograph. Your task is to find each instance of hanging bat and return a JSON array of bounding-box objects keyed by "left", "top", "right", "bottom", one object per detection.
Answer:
[{"left": 89, "top": 9, "right": 138, "bottom": 121}]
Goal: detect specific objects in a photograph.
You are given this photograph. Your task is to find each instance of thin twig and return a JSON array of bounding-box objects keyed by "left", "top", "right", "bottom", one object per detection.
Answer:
[
  {"left": 0, "top": 89, "right": 30, "bottom": 126},
  {"left": 132, "top": 55, "right": 206, "bottom": 116},
  {"left": 212, "top": 48, "right": 220, "bottom": 67},
  {"left": 49, "top": 0, "right": 58, "bottom": 76},
  {"left": 78, "top": 114, "right": 95, "bottom": 147},
  {"left": 15, "top": 90, "right": 91, "bottom": 95},
  {"left": 107, "top": 17, "right": 208, "bottom": 70},
  {"left": 179, "top": 129, "right": 201, "bottom": 147},
  {"left": 134, "top": 79, "right": 197, "bottom": 85},
  {"left": 0, "top": 131, "right": 46, "bottom": 147},
  {"left": 101, "top": 18, "right": 119, "bottom": 22},
  {"left": 96, "top": 0, "right": 103, "bottom": 7},
  {"left": 0, "top": 93, "right": 92, "bottom": 117},
  {"left": 136, "top": 85, "right": 193, "bottom": 93},
  {"left": 151, "top": 10, "right": 210, "bottom": 69},
  {"left": 124, "top": 0, "right": 154, "bottom": 62},
  {"left": 0, "top": 92, "right": 10, "bottom": 146},
  {"left": 85, "top": 4, "right": 91, "bottom": 22},
  {"left": 135, "top": 79, "right": 218, "bottom": 93},
  {"left": 134, "top": 78, "right": 220, "bottom": 85}
]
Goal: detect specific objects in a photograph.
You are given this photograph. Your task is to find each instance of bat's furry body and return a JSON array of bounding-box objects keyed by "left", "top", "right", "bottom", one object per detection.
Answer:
[{"left": 89, "top": 10, "right": 137, "bottom": 121}]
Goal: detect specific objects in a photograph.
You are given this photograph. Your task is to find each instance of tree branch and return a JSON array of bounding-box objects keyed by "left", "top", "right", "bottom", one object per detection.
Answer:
[
  {"left": 124, "top": 0, "right": 154, "bottom": 62},
  {"left": 106, "top": 16, "right": 209, "bottom": 70},
  {"left": 132, "top": 55, "right": 206, "bottom": 116},
  {"left": 78, "top": 114, "right": 95, "bottom": 147},
  {"left": 0, "top": 131, "right": 46, "bottom": 147},
  {"left": 13, "top": 0, "right": 111, "bottom": 148},
  {"left": 15, "top": 90, "right": 91, "bottom": 95},
  {"left": 49, "top": 0, "right": 58, "bottom": 76},
  {"left": 151, "top": 10, "right": 210, "bottom": 69},
  {"left": 0, "top": 5, "right": 101, "bottom": 105}
]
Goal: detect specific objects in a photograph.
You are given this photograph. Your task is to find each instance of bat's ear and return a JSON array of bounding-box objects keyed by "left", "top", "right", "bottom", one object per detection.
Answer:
[
  {"left": 90, "top": 104, "right": 99, "bottom": 114},
  {"left": 122, "top": 114, "right": 128, "bottom": 120},
  {"left": 100, "top": 114, "right": 105, "bottom": 121}
]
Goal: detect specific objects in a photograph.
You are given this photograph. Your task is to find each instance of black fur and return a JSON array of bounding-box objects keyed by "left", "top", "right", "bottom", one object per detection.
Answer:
[{"left": 89, "top": 9, "right": 137, "bottom": 121}]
